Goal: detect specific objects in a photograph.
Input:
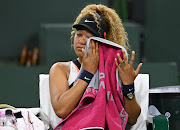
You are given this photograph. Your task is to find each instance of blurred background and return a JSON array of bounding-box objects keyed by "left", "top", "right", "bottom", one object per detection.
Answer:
[{"left": 0, "top": 0, "right": 179, "bottom": 129}]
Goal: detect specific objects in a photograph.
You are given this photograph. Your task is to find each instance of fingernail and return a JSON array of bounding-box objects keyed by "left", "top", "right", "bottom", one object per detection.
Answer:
[{"left": 117, "top": 53, "right": 119, "bottom": 56}]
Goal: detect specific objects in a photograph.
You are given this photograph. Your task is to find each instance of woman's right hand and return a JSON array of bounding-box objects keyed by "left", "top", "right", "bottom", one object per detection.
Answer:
[{"left": 81, "top": 40, "right": 99, "bottom": 74}]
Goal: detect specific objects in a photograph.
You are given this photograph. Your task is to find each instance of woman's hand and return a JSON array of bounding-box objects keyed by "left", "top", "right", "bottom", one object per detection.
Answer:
[
  {"left": 82, "top": 40, "right": 99, "bottom": 74},
  {"left": 115, "top": 50, "right": 142, "bottom": 85}
]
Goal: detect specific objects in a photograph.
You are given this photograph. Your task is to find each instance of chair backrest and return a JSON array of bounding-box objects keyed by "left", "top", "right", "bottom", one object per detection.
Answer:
[
  {"left": 39, "top": 74, "right": 61, "bottom": 128},
  {"left": 39, "top": 74, "right": 149, "bottom": 130},
  {"left": 130, "top": 74, "right": 149, "bottom": 130}
]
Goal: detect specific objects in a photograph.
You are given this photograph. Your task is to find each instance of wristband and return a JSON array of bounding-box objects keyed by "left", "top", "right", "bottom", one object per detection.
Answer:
[
  {"left": 79, "top": 69, "right": 94, "bottom": 84},
  {"left": 122, "top": 83, "right": 135, "bottom": 100}
]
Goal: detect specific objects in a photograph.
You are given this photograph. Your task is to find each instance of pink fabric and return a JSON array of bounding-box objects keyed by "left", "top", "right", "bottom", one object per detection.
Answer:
[{"left": 54, "top": 43, "right": 128, "bottom": 130}]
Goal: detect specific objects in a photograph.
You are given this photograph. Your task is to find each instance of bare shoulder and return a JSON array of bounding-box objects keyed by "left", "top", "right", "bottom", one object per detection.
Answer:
[
  {"left": 50, "top": 61, "right": 71, "bottom": 70},
  {"left": 49, "top": 61, "right": 71, "bottom": 94},
  {"left": 49, "top": 61, "right": 71, "bottom": 78}
]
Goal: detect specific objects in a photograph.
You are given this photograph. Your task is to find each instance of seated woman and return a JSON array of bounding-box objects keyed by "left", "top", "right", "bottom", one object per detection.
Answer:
[{"left": 49, "top": 4, "right": 142, "bottom": 130}]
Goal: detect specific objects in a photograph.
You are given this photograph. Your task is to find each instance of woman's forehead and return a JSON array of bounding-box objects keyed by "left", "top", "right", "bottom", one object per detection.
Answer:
[{"left": 76, "top": 28, "right": 94, "bottom": 35}]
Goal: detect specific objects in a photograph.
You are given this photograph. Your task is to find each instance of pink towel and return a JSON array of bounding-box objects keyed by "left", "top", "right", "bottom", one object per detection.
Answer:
[{"left": 54, "top": 40, "right": 128, "bottom": 130}]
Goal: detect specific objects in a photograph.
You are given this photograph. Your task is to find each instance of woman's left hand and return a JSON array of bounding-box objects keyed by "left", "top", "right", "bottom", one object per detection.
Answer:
[{"left": 115, "top": 50, "right": 142, "bottom": 85}]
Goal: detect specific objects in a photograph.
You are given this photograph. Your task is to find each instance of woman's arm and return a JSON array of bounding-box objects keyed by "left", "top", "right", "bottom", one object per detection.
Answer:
[
  {"left": 49, "top": 63, "right": 89, "bottom": 119},
  {"left": 124, "top": 96, "right": 141, "bottom": 125},
  {"left": 49, "top": 41, "right": 99, "bottom": 119},
  {"left": 115, "top": 50, "right": 142, "bottom": 125}
]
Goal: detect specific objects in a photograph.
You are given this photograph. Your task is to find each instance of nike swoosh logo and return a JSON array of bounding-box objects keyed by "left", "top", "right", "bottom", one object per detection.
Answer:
[
  {"left": 129, "top": 88, "right": 133, "bottom": 91},
  {"left": 84, "top": 76, "right": 90, "bottom": 80},
  {"left": 84, "top": 19, "right": 94, "bottom": 23}
]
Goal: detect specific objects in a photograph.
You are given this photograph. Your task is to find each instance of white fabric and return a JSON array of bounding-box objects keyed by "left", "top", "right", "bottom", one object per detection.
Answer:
[
  {"left": 0, "top": 108, "right": 46, "bottom": 130},
  {"left": 68, "top": 61, "right": 79, "bottom": 86},
  {"left": 130, "top": 74, "right": 149, "bottom": 130},
  {"left": 39, "top": 73, "right": 149, "bottom": 129},
  {"left": 39, "top": 74, "right": 61, "bottom": 128},
  {"left": 28, "top": 108, "right": 51, "bottom": 129}
]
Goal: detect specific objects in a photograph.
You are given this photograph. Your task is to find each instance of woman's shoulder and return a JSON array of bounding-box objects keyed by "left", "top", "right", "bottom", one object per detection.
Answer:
[
  {"left": 51, "top": 61, "right": 71, "bottom": 69},
  {"left": 49, "top": 61, "right": 71, "bottom": 77}
]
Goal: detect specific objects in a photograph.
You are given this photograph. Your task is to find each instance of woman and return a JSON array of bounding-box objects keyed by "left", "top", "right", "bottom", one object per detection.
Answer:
[{"left": 49, "top": 4, "right": 142, "bottom": 129}]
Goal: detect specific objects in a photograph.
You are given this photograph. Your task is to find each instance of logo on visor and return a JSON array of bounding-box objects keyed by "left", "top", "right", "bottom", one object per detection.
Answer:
[{"left": 85, "top": 19, "right": 94, "bottom": 23}]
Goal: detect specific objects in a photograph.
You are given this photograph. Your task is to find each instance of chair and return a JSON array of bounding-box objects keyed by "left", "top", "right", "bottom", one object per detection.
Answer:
[
  {"left": 128, "top": 74, "right": 149, "bottom": 130},
  {"left": 39, "top": 74, "right": 168, "bottom": 130},
  {"left": 39, "top": 74, "right": 61, "bottom": 128}
]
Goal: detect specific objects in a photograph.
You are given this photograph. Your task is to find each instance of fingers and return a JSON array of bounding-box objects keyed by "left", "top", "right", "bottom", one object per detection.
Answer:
[
  {"left": 130, "top": 51, "right": 135, "bottom": 67},
  {"left": 95, "top": 42, "right": 99, "bottom": 56},
  {"left": 121, "top": 50, "right": 127, "bottom": 65},
  {"left": 89, "top": 40, "right": 98, "bottom": 55},
  {"left": 82, "top": 48, "right": 87, "bottom": 59},
  {"left": 115, "top": 49, "right": 143, "bottom": 83},
  {"left": 115, "top": 58, "right": 119, "bottom": 67},
  {"left": 92, "top": 40, "right": 96, "bottom": 54},
  {"left": 115, "top": 58, "right": 121, "bottom": 70},
  {"left": 117, "top": 53, "right": 124, "bottom": 67},
  {"left": 135, "top": 63, "right": 143, "bottom": 76},
  {"left": 89, "top": 40, "right": 93, "bottom": 54}
]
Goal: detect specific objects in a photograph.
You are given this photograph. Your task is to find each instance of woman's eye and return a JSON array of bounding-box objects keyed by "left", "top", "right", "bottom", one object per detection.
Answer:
[
  {"left": 86, "top": 36, "right": 91, "bottom": 39},
  {"left": 76, "top": 33, "right": 82, "bottom": 36}
]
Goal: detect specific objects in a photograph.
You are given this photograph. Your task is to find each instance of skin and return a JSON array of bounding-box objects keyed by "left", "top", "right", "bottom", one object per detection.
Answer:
[
  {"left": 49, "top": 29, "right": 142, "bottom": 125},
  {"left": 115, "top": 50, "right": 142, "bottom": 125}
]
